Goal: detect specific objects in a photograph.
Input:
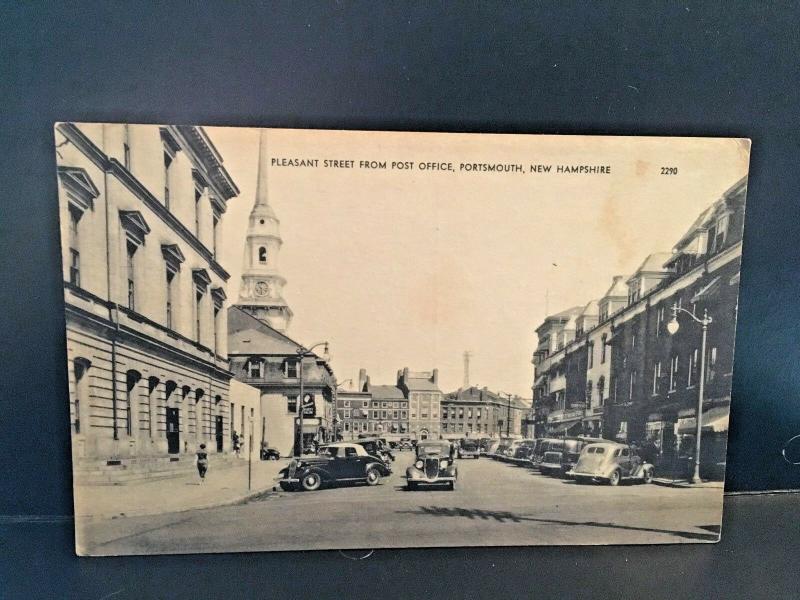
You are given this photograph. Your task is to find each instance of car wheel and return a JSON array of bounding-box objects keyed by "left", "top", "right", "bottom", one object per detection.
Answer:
[
  {"left": 279, "top": 481, "right": 295, "bottom": 492},
  {"left": 608, "top": 469, "right": 621, "bottom": 487},
  {"left": 407, "top": 481, "right": 417, "bottom": 491},
  {"left": 365, "top": 467, "right": 381, "bottom": 486},
  {"left": 301, "top": 472, "right": 322, "bottom": 491},
  {"left": 642, "top": 467, "right": 654, "bottom": 484}
]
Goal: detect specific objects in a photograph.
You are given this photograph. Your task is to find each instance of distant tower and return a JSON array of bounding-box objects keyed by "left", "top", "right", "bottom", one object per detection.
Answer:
[
  {"left": 236, "top": 130, "right": 293, "bottom": 331},
  {"left": 463, "top": 351, "right": 472, "bottom": 389}
]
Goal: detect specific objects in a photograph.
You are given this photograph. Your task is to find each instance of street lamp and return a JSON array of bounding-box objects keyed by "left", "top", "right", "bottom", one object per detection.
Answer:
[
  {"left": 295, "top": 341, "right": 329, "bottom": 458},
  {"left": 667, "top": 303, "right": 712, "bottom": 484}
]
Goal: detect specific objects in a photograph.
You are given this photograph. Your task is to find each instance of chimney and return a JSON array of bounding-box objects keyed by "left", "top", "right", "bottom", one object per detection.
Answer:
[
  {"left": 432, "top": 368, "right": 439, "bottom": 385},
  {"left": 358, "top": 368, "right": 367, "bottom": 391},
  {"left": 364, "top": 375, "right": 371, "bottom": 391},
  {"left": 613, "top": 275, "right": 624, "bottom": 283},
  {"left": 403, "top": 367, "right": 410, "bottom": 383}
]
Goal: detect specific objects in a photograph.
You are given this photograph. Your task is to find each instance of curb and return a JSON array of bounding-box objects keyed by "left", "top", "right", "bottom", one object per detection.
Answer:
[{"left": 652, "top": 478, "right": 724, "bottom": 489}]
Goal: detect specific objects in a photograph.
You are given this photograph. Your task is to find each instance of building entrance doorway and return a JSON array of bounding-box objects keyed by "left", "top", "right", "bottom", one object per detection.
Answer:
[
  {"left": 215, "top": 415, "right": 224, "bottom": 452},
  {"left": 166, "top": 407, "right": 180, "bottom": 454}
]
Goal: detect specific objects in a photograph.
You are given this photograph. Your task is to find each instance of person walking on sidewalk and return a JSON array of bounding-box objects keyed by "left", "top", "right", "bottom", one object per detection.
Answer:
[{"left": 196, "top": 443, "right": 209, "bottom": 483}]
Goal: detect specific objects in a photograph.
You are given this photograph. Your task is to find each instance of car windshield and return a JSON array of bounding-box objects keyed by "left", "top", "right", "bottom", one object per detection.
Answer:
[
  {"left": 417, "top": 443, "right": 447, "bottom": 455},
  {"left": 587, "top": 446, "right": 606, "bottom": 454}
]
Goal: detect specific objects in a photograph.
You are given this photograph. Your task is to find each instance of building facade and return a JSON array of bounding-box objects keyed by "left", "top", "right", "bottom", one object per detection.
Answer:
[
  {"left": 531, "top": 177, "right": 745, "bottom": 478},
  {"left": 441, "top": 387, "right": 529, "bottom": 439},
  {"left": 228, "top": 306, "right": 335, "bottom": 456},
  {"left": 58, "top": 123, "right": 240, "bottom": 477}
]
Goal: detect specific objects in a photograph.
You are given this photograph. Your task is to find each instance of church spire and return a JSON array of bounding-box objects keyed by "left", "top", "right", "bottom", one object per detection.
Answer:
[{"left": 235, "top": 129, "right": 293, "bottom": 332}]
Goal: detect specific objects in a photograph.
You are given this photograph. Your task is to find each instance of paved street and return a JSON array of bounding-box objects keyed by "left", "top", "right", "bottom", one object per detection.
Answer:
[{"left": 77, "top": 452, "right": 724, "bottom": 555}]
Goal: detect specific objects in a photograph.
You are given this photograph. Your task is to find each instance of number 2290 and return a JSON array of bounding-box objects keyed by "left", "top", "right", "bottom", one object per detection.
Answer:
[{"left": 661, "top": 167, "right": 678, "bottom": 175}]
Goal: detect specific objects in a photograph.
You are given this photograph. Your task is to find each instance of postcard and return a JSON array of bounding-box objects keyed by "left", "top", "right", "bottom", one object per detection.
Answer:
[{"left": 55, "top": 123, "right": 749, "bottom": 554}]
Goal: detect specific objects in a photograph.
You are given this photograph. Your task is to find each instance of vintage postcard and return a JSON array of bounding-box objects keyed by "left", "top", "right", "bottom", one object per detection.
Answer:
[{"left": 55, "top": 124, "right": 750, "bottom": 554}]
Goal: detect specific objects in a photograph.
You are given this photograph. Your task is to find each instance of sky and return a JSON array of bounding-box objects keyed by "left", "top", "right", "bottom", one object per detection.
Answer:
[{"left": 207, "top": 127, "right": 750, "bottom": 397}]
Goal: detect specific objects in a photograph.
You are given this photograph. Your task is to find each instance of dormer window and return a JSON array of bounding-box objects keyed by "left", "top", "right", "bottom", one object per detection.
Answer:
[
  {"left": 248, "top": 359, "right": 263, "bottom": 378},
  {"left": 284, "top": 360, "right": 298, "bottom": 378}
]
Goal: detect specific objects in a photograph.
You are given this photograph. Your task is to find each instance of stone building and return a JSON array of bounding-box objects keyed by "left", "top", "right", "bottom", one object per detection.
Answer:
[
  {"left": 58, "top": 123, "right": 239, "bottom": 479},
  {"left": 398, "top": 368, "right": 442, "bottom": 440},
  {"left": 334, "top": 370, "right": 372, "bottom": 440}
]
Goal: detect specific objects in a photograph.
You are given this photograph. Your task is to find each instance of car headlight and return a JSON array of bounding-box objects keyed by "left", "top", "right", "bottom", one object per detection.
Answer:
[
  {"left": 440, "top": 459, "right": 449, "bottom": 468},
  {"left": 415, "top": 460, "right": 424, "bottom": 469}
]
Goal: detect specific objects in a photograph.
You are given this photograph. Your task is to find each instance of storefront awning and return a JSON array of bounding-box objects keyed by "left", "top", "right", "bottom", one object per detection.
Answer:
[
  {"left": 677, "top": 406, "right": 729, "bottom": 434},
  {"left": 691, "top": 276, "right": 721, "bottom": 303},
  {"left": 550, "top": 421, "right": 582, "bottom": 434}
]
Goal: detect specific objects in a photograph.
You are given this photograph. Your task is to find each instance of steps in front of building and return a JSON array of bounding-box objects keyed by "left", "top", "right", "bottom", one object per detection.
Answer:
[{"left": 72, "top": 453, "right": 249, "bottom": 485}]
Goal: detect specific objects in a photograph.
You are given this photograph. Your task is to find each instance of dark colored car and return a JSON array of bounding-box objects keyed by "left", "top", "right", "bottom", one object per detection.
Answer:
[
  {"left": 406, "top": 440, "right": 458, "bottom": 490},
  {"left": 539, "top": 437, "right": 606, "bottom": 477},
  {"left": 278, "top": 442, "right": 391, "bottom": 491},
  {"left": 457, "top": 438, "right": 480, "bottom": 459},
  {"left": 529, "top": 438, "right": 561, "bottom": 470},
  {"left": 510, "top": 439, "right": 538, "bottom": 464},
  {"left": 354, "top": 437, "right": 395, "bottom": 463},
  {"left": 260, "top": 446, "right": 281, "bottom": 460}
]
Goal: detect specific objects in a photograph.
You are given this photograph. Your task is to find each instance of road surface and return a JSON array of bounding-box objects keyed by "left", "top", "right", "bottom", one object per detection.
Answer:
[{"left": 78, "top": 452, "right": 724, "bottom": 555}]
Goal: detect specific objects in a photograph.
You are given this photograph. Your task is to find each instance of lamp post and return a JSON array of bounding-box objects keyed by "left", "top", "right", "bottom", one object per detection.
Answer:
[
  {"left": 294, "top": 341, "right": 329, "bottom": 458},
  {"left": 666, "top": 304, "right": 712, "bottom": 485}
]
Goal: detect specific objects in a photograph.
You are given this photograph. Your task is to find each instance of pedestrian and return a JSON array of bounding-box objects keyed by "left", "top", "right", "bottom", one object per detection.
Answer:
[
  {"left": 232, "top": 430, "right": 241, "bottom": 456},
  {"left": 196, "top": 443, "right": 209, "bottom": 483}
]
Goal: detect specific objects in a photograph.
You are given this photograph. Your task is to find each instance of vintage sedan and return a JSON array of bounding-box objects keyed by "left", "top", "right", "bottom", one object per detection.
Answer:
[
  {"left": 538, "top": 437, "right": 606, "bottom": 477},
  {"left": 568, "top": 442, "right": 655, "bottom": 486},
  {"left": 457, "top": 438, "right": 481, "bottom": 459},
  {"left": 406, "top": 441, "right": 458, "bottom": 490},
  {"left": 278, "top": 442, "right": 391, "bottom": 492}
]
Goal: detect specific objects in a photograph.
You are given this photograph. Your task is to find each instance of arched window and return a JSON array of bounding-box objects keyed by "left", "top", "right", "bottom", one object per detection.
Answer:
[
  {"left": 72, "top": 358, "right": 91, "bottom": 434},
  {"left": 597, "top": 376, "right": 606, "bottom": 406},
  {"left": 125, "top": 370, "right": 142, "bottom": 437},
  {"left": 148, "top": 376, "right": 160, "bottom": 438},
  {"left": 258, "top": 246, "right": 268, "bottom": 263},
  {"left": 165, "top": 380, "right": 178, "bottom": 405},
  {"left": 195, "top": 388, "right": 205, "bottom": 437}
]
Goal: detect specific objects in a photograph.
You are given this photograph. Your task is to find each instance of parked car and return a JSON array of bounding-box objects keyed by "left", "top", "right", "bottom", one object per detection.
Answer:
[
  {"left": 568, "top": 442, "right": 654, "bottom": 486},
  {"left": 260, "top": 445, "right": 281, "bottom": 461},
  {"left": 457, "top": 438, "right": 481, "bottom": 459},
  {"left": 398, "top": 438, "right": 414, "bottom": 451},
  {"left": 406, "top": 440, "right": 458, "bottom": 490},
  {"left": 477, "top": 438, "right": 493, "bottom": 454},
  {"left": 493, "top": 439, "right": 514, "bottom": 460},
  {"left": 509, "top": 439, "right": 538, "bottom": 464},
  {"left": 278, "top": 442, "right": 391, "bottom": 491},
  {"left": 354, "top": 437, "right": 396, "bottom": 463},
  {"left": 530, "top": 438, "right": 562, "bottom": 471},
  {"left": 484, "top": 439, "right": 502, "bottom": 457},
  {"left": 539, "top": 437, "right": 606, "bottom": 477}
]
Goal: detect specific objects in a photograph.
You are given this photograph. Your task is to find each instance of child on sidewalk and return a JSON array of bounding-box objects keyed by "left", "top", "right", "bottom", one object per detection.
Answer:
[{"left": 196, "top": 443, "right": 209, "bottom": 483}]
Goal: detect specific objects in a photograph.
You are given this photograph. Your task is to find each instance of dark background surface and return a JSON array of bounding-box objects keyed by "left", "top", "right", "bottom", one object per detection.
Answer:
[{"left": 1, "top": 2, "right": 799, "bottom": 598}]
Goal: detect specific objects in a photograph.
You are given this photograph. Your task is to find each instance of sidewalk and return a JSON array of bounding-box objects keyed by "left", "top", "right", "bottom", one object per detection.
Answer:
[
  {"left": 652, "top": 477, "right": 724, "bottom": 489},
  {"left": 73, "top": 458, "right": 287, "bottom": 519}
]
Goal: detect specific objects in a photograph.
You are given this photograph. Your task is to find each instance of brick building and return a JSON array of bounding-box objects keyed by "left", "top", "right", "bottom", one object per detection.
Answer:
[{"left": 441, "top": 386, "right": 528, "bottom": 439}]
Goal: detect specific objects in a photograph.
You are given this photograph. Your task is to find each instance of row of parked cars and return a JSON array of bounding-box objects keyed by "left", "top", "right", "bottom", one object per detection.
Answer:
[{"left": 487, "top": 436, "right": 655, "bottom": 486}]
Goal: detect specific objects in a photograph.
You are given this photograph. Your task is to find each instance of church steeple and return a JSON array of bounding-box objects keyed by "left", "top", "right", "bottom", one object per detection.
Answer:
[{"left": 236, "top": 130, "right": 293, "bottom": 331}]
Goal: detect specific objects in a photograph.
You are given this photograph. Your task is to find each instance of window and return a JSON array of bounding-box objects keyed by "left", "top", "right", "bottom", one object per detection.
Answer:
[
  {"left": 587, "top": 341, "right": 594, "bottom": 368},
  {"left": 194, "top": 285, "right": 204, "bottom": 341},
  {"left": 458, "top": 408, "right": 464, "bottom": 419},
  {"left": 194, "top": 187, "right": 202, "bottom": 237},
  {"left": 476, "top": 408, "right": 482, "bottom": 420},
  {"left": 258, "top": 246, "right": 268, "bottom": 263},
  {"left": 284, "top": 360, "right": 298, "bottom": 378},
  {"left": 629, "top": 370, "right": 636, "bottom": 401},
  {"left": 68, "top": 206, "right": 81, "bottom": 286},
  {"left": 706, "top": 347, "right": 718, "bottom": 382},
  {"left": 586, "top": 380, "right": 594, "bottom": 403},
  {"left": 212, "top": 213, "right": 219, "bottom": 258},
  {"left": 125, "top": 370, "right": 141, "bottom": 437},
  {"left": 597, "top": 376, "right": 606, "bottom": 406},
  {"left": 468, "top": 408, "right": 473, "bottom": 419},
  {"left": 393, "top": 410, "right": 398, "bottom": 419},
  {"left": 372, "top": 411, "right": 378, "bottom": 419},
  {"left": 652, "top": 362, "right": 662, "bottom": 395},
  {"left": 688, "top": 348, "right": 699, "bottom": 387},
  {"left": 72, "top": 358, "right": 90, "bottom": 434},
  {"left": 382, "top": 402, "right": 388, "bottom": 408},
  {"left": 165, "top": 268, "right": 175, "bottom": 329},
  {"left": 656, "top": 306, "right": 665, "bottom": 336},
  {"left": 126, "top": 241, "right": 137, "bottom": 311},
  {"left": 669, "top": 356, "right": 679, "bottom": 391},
  {"left": 401, "top": 410, "right": 407, "bottom": 419},
  {"left": 631, "top": 333, "right": 636, "bottom": 350},
  {"left": 123, "top": 125, "right": 131, "bottom": 170},
  {"left": 363, "top": 401, "right": 368, "bottom": 408},
  {"left": 601, "top": 334, "right": 608, "bottom": 363},
  {"left": 287, "top": 395, "right": 297, "bottom": 413},
  {"left": 344, "top": 410, "right": 350, "bottom": 419},
  {"left": 343, "top": 400, "right": 351, "bottom": 408},
  {"left": 163, "top": 151, "right": 172, "bottom": 210},
  {"left": 381, "top": 410, "right": 387, "bottom": 419},
  {"left": 248, "top": 360, "right": 262, "bottom": 378}
]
